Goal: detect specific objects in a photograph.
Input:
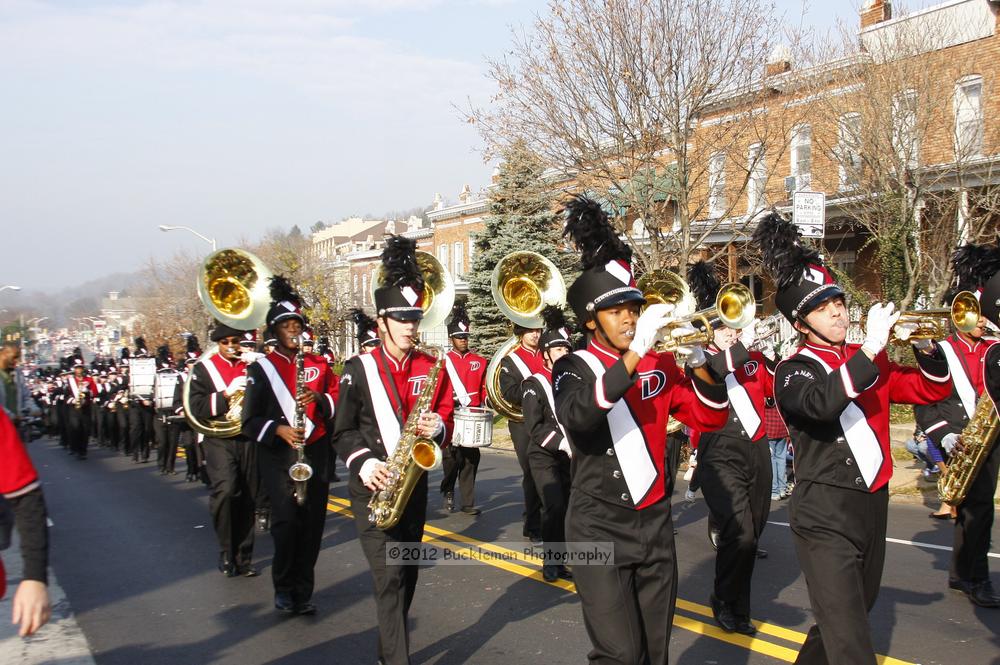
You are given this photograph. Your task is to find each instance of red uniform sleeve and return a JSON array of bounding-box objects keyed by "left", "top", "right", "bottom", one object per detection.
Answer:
[
  {"left": 664, "top": 360, "right": 729, "bottom": 432},
  {"left": 884, "top": 348, "right": 952, "bottom": 406}
]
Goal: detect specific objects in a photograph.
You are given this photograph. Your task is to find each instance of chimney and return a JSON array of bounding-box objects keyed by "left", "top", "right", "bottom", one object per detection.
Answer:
[
  {"left": 458, "top": 184, "right": 472, "bottom": 204},
  {"left": 861, "top": 0, "right": 892, "bottom": 29},
  {"left": 765, "top": 44, "right": 792, "bottom": 78},
  {"left": 432, "top": 193, "right": 444, "bottom": 211}
]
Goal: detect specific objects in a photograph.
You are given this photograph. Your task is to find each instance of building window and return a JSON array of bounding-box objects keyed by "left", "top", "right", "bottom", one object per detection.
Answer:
[
  {"left": 954, "top": 75, "right": 983, "bottom": 159},
  {"left": 353, "top": 274, "right": 359, "bottom": 303},
  {"left": 438, "top": 243, "right": 449, "bottom": 272},
  {"left": 791, "top": 124, "right": 812, "bottom": 189},
  {"left": 708, "top": 152, "right": 726, "bottom": 218},
  {"left": 453, "top": 241, "right": 464, "bottom": 277},
  {"left": 361, "top": 274, "right": 368, "bottom": 305},
  {"left": 747, "top": 144, "right": 765, "bottom": 214},
  {"left": 892, "top": 90, "right": 919, "bottom": 169},
  {"left": 837, "top": 113, "right": 862, "bottom": 191}
]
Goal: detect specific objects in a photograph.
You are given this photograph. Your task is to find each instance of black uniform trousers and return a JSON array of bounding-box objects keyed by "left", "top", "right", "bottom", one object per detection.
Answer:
[
  {"left": 259, "top": 437, "right": 330, "bottom": 603},
  {"left": 790, "top": 482, "right": 888, "bottom": 665},
  {"left": 350, "top": 473, "right": 428, "bottom": 665},
  {"left": 527, "top": 445, "right": 570, "bottom": 557},
  {"left": 153, "top": 413, "right": 180, "bottom": 473},
  {"left": 98, "top": 407, "right": 112, "bottom": 446},
  {"left": 951, "top": 437, "right": 1000, "bottom": 585},
  {"left": 114, "top": 407, "right": 129, "bottom": 453},
  {"left": 439, "top": 445, "right": 480, "bottom": 508},
  {"left": 129, "top": 405, "right": 154, "bottom": 462},
  {"left": 203, "top": 435, "right": 258, "bottom": 566},
  {"left": 697, "top": 433, "right": 772, "bottom": 616},
  {"left": 57, "top": 401, "right": 68, "bottom": 447},
  {"left": 509, "top": 420, "right": 541, "bottom": 537},
  {"left": 566, "top": 491, "right": 677, "bottom": 665},
  {"left": 178, "top": 428, "right": 197, "bottom": 477},
  {"left": 65, "top": 405, "right": 91, "bottom": 457}
]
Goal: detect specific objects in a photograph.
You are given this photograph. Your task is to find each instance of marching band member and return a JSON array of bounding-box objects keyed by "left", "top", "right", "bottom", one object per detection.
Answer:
[
  {"left": 153, "top": 346, "right": 181, "bottom": 475},
  {"left": 686, "top": 260, "right": 774, "bottom": 635},
  {"left": 188, "top": 324, "right": 257, "bottom": 577},
  {"left": 499, "top": 322, "right": 544, "bottom": 541},
  {"left": 440, "top": 301, "right": 487, "bottom": 515},
  {"left": 347, "top": 308, "right": 381, "bottom": 355},
  {"left": 66, "top": 354, "right": 97, "bottom": 460},
  {"left": 553, "top": 196, "right": 729, "bottom": 664},
  {"left": 333, "top": 236, "right": 455, "bottom": 665},
  {"left": 242, "top": 276, "right": 339, "bottom": 615},
  {"left": 238, "top": 330, "right": 263, "bottom": 365},
  {"left": 521, "top": 305, "right": 574, "bottom": 583},
  {"left": 128, "top": 338, "right": 155, "bottom": 464},
  {"left": 753, "top": 213, "right": 952, "bottom": 664},
  {"left": 932, "top": 244, "right": 1000, "bottom": 608}
]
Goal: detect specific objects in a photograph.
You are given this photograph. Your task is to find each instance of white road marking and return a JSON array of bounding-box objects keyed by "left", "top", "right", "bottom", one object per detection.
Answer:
[{"left": 767, "top": 521, "right": 1000, "bottom": 559}]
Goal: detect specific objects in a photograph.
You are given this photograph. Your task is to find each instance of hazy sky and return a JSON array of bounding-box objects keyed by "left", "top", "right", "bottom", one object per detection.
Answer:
[{"left": 1, "top": 0, "right": 942, "bottom": 293}]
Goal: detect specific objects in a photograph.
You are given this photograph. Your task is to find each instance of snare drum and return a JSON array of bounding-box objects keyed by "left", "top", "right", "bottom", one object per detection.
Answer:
[{"left": 452, "top": 407, "right": 494, "bottom": 448}]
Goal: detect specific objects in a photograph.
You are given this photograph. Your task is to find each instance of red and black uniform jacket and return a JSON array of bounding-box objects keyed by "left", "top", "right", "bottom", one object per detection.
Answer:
[
  {"left": 188, "top": 353, "right": 249, "bottom": 440},
  {"left": 0, "top": 410, "right": 48, "bottom": 595},
  {"left": 522, "top": 368, "right": 568, "bottom": 456},
  {"left": 444, "top": 349, "right": 488, "bottom": 408},
  {"left": 775, "top": 341, "right": 951, "bottom": 493},
  {"left": 691, "top": 341, "right": 775, "bottom": 447},
  {"left": 333, "top": 346, "right": 455, "bottom": 495},
  {"left": 242, "top": 350, "right": 339, "bottom": 446},
  {"left": 67, "top": 376, "right": 97, "bottom": 406},
  {"left": 498, "top": 346, "right": 545, "bottom": 412},
  {"left": 914, "top": 335, "right": 995, "bottom": 444},
  {"left": 553, "top": 340, "right": 729, "bottom": 510}
]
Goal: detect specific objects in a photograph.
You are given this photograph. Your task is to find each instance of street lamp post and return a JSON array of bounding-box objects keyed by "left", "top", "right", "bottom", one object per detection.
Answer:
[
  {"left": 0, "top": 285, "right": 21, "bottom": 294},
  {"left": 158, "top": 225, "right": 217, "bottom": 252}
]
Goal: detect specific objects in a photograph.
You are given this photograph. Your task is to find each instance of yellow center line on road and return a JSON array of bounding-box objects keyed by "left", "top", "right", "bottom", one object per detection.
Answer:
[{"left": 325, "top": 496, "right": 920, "bottom": 664}]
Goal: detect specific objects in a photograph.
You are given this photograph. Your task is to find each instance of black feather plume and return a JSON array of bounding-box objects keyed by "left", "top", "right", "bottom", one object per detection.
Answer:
[
  {"left": 449, "top": 300, "right": 469, "bottom": 326},
  {"left": 687, "top": 261, "right": 721, "bottom": 312},
  {"left": 268, "top": 274, "right": 302, "bottom": 306},
  {"left": 951, "top": 244, "right": 1000, "bottom": 292},
  {"left": 120, "top": 347, "right": 130, "bottom": 360},
  {"left": 751, "top": 212, "right": 821, "bottom": 290},
  {"left": 541, "top": 304, "right": 569, "bottom": 333},
  {"left": 562, "top": 194, "right": 632, "bottom": 270},
  {"left": 186, "top": 334, "right": 200, "bottom": 354},
  {"left": 380, "top": 235, "right": 423, "bottom": 289},
  {"left": 134, "top": 337, "right": 147, "bottom": 353},
  {"left": 156, "top": 345, "right": 170, "bottom": 365},
  {"left": 346, "top": 308, "right": 377, "bottom": 333}
]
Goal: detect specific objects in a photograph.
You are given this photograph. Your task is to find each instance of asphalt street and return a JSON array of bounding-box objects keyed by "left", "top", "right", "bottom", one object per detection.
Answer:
[{"left": 4, "top": 437, "right": 999, "bottom": 665}]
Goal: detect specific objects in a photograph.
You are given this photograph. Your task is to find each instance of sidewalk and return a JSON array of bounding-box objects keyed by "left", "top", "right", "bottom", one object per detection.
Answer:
[{"left": 0, "top": 531, "right": 95, "bottom": 665}]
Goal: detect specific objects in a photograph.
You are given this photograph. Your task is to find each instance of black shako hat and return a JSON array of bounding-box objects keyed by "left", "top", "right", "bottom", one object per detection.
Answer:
[
  {"left": 752, "top": 212, "right": 843, "bottom": 323},
  {"left": 210, "top": 321, "right": 246, "bottom": 342},
  {"left": 447, "top": 301, "right": 471, "bottom": 337},
  {"left": 347, "top": 308, "right": 380, "bottom": 348},
  {"left": 950, "top": 243, "right": 1000, "bottom": 326},
  {"left": 539, "top": 305, "right": 573, "bottom": 350},
  {"left": 562, "top": 195, "right": 645, "bottom": 323},
  {"left": 687, "top": 260, "right": 724, "bottom": 329},
  {"left": 266, "top": 275, "right": 307, "bottom": 329},
  {"left": 373, "top": 235, "right": 424, "bottom": 321}
]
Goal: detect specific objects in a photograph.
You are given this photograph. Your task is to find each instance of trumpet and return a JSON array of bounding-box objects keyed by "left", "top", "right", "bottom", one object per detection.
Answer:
[
  {"left": 862, "top": 291, "right": 981, "bottom": 344},
  {"left": 637, "top": 270, "right": 757, "bottom": 352}
]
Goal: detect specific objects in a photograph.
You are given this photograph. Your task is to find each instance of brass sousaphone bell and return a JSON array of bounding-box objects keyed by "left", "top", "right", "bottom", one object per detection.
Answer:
[
  {"left": 485, "top": 251, "right": 567, "bottom": 422},
  {"left": 182, "top": 248, "right": 274, "bottom": 438}
]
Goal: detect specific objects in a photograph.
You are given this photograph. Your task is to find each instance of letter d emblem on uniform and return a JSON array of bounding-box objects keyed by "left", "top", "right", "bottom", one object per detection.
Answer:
[{"left": 639, "top": 370, "right": 667, "bottom": 400}]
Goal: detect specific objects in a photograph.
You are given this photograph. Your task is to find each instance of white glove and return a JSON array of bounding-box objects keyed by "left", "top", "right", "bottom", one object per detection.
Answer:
[
  {"left": 760, "top": 344, "right": 776, "bottom": 361},
  {"left": 629, "top": 303, "right": 675, "bottom": 357},
  {"left": 672, "top": 324, "right": 707, "bottom": 368},
  {"left": 225, "top": 376, "right": 247, "bottom": 396},
  {"left": 359, "top": 458, "right": 383, "bottom": 485},
  {"left": 941, "top": 433, "right": 960, "bottom": 455},
  {"left": 739, "top": 319, "right": 758, "bottom": 350},
  {"left": 862, "top": 303, "right": 900, "bottom": 356}
]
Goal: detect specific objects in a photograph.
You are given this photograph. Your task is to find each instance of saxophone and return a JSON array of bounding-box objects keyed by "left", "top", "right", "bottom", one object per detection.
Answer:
[
  {"left": 938, "top": 394, "right": 1000, "bottom": 504},
  {"left": 288, "top": 337, "right": 314, "bottom": 506},
  {"left": 74, "top": 380, "right": 87, "bottom": 410},
  {"left": 368, "top": 348, "right": 445, "bottom": 530}
]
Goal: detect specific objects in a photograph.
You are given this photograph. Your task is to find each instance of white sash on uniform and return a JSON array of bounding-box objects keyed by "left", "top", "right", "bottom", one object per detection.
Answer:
[
  {"left": 358, "top": 354, "right": 402, "bottom": 455},
  {"left": 257, "top": 357, "right": 315, "bottom": 441},
  {"left": 940, "top": 340, "right": 977, "bottom": 419}
]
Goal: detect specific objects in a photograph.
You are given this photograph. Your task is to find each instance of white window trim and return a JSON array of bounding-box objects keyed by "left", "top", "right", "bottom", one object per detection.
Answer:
[
  {"left": 954, "top": 75, "right": 984, "bottom": 159},
  {"left": 746, "top": 143, "right": 765, "bottom": 215},
  {"left": 791, "top": 124, "right": 812, "bottom": 190},
  {"left": 837, "top": 113, "right": 862, "bottom": 191},
  {"left": 708, "top": 152, "right": 727, "bottom": 218},
  {"left": 453, "top": 241, "right": 463, "bottom": 277}
]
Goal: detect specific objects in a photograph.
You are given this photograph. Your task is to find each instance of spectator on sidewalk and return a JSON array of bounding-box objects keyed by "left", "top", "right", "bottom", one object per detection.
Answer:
[{"left": 764, "top": 400, "right": 790, "bottom": 500}]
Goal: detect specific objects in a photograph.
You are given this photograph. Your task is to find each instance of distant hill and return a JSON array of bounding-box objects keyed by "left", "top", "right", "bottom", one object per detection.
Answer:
[{"left": 0, "top": 270, "right": 145, "bottom": 327}]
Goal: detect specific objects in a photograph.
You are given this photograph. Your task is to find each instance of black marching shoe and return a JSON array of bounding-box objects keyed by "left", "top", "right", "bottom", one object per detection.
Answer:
[
  {"left": 461, "top": 506, "right": 481, "bottom": 516},
  {"left": 237, "top": 564, "right": 259, "bottom": 578},
  {"left": 274, "top": 592, "right": 295, "bottom": 614},
  {"left": 708, "top": 521, "right": 721, "bottom": 551},
  {"left": 710, "top": 594, "right": 740, "bottom": 633},
  {"left": 218, "top": 552, "right": 236, "bottom": 578},
  {"left": 443, "top": 492, "right": 455, "bottom": 513},
  {"left": 542, "top": 565, "right": 561, "bottom": 583},
  {"left": 734, "top": 615, "right": 757, "bottom": 636},
  {"left": 293, "top": 601, "right": 317, "bottom": 615},
  {"left": 951, "top": 578, "right": 1000, "bottom": 608}
]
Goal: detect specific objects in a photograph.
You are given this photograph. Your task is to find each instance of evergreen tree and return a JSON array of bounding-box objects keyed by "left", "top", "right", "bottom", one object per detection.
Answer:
[{"left": 468, "top": 143, "right": 579, "bottom": 358}]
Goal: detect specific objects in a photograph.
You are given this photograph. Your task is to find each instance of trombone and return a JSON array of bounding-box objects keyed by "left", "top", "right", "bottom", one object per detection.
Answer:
[{"left": 637, "top": 270, "right": 757, "bottom": 352}]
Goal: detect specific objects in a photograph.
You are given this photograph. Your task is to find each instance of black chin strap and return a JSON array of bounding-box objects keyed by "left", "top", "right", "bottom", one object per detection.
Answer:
[{"left": 797, "top": 317, "right": 840, "bottom": 347}]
